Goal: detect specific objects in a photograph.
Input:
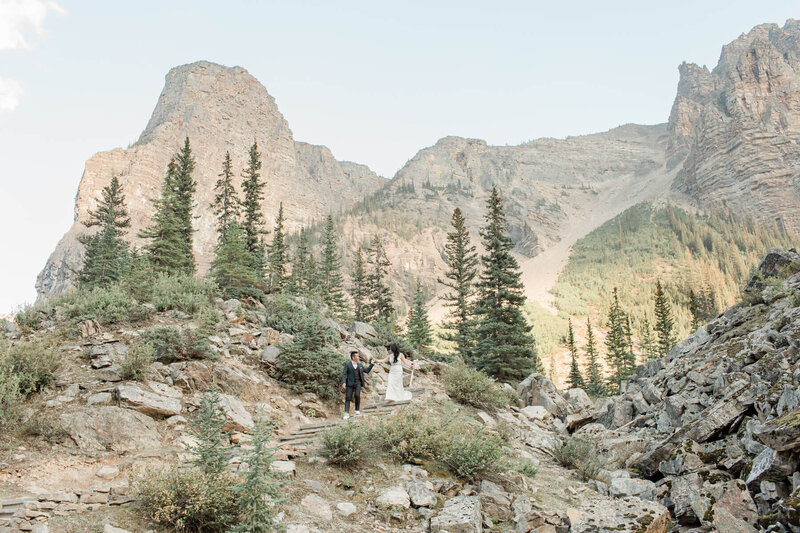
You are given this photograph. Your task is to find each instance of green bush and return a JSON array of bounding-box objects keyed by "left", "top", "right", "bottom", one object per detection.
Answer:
[
  {"left": 365, "top": 320, "right": 415, "bottom": 356},
  {"left": 0, "top": 340, "right": 60, "bottom": 395},
  {"left": 0, "top": 367, "right": 22, "bottom": 428},
  {"left": 271, "top": 315, "right": 345, "bottom": 402},
  {"left": 120, "top": 343, "right": 155, "bottom": 381},
  {"left": 550, "top": 435, "right": 602, "bottom": 480},
  {"left": 512, "top": 459, "right": 539, "bottom": 478},
  {"left": 137, "top": 468, "right": 240, "bottom": 532},
  {"left": 371, "top": 406, "right": 444, "bottom": 463},
  {"left": 440, "top": 428, "right": 504, "bottom": 483},
  {"left": 262, "top": 295, "right": 339, "bottom": 345},
  {"left": 152, "top": 274, "right": 216, "bottom": 316},
  {"left": 14, "top": 305, "right": 43, "bottom": 331},
  {"left": 16, "top": 411, "right": 69, "bottom": 443},
  {"left": 321, "top": 421, "right": 372, "bottom": 468},
  {"left": 56, "top": 285, "right": 150, "bottom": 325},
  {"left": 442, "top": 362, "right": 512, "bottom": 411},
  {"left": 141, "top": 327, "right": 215, "bottom": 363}
]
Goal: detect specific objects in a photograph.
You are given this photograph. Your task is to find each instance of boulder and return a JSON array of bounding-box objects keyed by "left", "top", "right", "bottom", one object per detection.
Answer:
[
  {"left": 59, "top": 406, "right": 160, "bottom": 452},
  {"left": 609, "top": 477, "right": 657, "bottom": 502},
  {"left": 104, "top": 525, "right": 133, "bottom": 533},
  {"left": 713, "top": 508, "right": 758, "bottom": 533},
  {"left": 755, "top": 408, "right": 800, "bottom": 451},
  {"left": 217, "top": 394, "right": 254, "bottom": 432},
  {"left": 478, "top": 480, "right": 511, "bottom": 521},
  {"left": 516, "top": 373, "right": 568, "bottom": 418},
  {"left": 599, "top": 400, "right": 633, "bottom": 429},
  {"left": 270, "top": 460, "right": 296, "bottom": 479},
  {"left": 349, "top": 321, "right": 377, "bottom": 340},
  {"left": 300, "top": 493, "right": 332, "bottom": 521},
  {"left": 114, "top": 383, "right": 182, "bottom": 417},
  {"left": 376, "top": 486, "right": 410, "bottom": 509},
  {"left": 336, "top": 502, "right": 356, "bottom": 517},
  {"left": 568, "top": 497, "right": 670, "bottom": 533},
  {"left": 95, "top": 466, "right": 119, "bottom": 480},
  {"left": 430, "top": 495, "right": 482, "bottom": 533},
  {"left": 520, "top": 405, "right": 549, "bottom": 421},
  {"left": 744, "top": 248, "right": 800, "bottom": 291},
  {"left": 406, "top": 480, "right": 437, "bottom": 507},
  {"left": 261, "top": 345, "right": 281, "bottom": 365}
]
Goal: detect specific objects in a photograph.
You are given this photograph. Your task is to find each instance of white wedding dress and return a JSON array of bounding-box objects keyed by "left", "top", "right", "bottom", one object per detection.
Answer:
[{"left": 385, "top": 359, "right": 412, "bottom": 402}]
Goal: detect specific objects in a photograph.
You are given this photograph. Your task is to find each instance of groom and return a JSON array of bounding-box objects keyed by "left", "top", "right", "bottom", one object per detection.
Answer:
[{"left": 341, "top": 350, "right": 374, "bottom": 419}]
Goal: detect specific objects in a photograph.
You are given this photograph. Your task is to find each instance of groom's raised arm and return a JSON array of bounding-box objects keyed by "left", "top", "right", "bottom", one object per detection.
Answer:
[{"left": 363, "top": 361, "right": 374, "bottom": 373}]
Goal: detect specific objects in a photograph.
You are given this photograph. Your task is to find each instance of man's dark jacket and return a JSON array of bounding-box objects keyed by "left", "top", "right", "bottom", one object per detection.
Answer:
[{"left": 341, "top": 361, "right": 374, "bottom": 387}]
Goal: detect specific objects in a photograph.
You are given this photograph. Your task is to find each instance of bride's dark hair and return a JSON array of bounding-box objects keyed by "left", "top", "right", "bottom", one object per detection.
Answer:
[{"left": 389, "top": 343, "right": 400, "bottom": 363}]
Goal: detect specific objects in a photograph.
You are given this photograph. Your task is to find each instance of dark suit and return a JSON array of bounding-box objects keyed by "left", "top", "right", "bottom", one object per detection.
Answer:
[{"left": 342, "top": 361, "right": 374, "bottom": 413}]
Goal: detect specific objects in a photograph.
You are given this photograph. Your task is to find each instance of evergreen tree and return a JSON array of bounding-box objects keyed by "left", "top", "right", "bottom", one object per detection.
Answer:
[
  {"left": 639, "top": 317, "right": 658, "bottom": 361},
  {"left": 79, "top": 175, "right": 131, "bottom": 287},
  {"left": 604, "top": 287, "right": 631, "bottom": 393},
  {"left": 231, "top": 412, "right": 284, "bottom": 533},
  {"left": 438, "top": 207, "right": 479, "bottom": 362},
  {"left": 139, "top": 160, "right": 191, "bottom": 274},
  {"left": 267, "top": 203, "right": 288, "bottom": 292},
  {"left": 190, "top": 391, "right": 231, "bottom": 479},
  {"left": 472, "top": 186, "right": 541, "bottom": 380},
  {"left": 211, "top": 151, "right": 240, "bottom": 243},
  {"left": 350, "top": 248, "right": 368, "bottom": 321},
  {"left": 624, "top": 315, "right": 637, "bottom": 372},
  {"left": 406, "top": 280, "right": 433, "bottom": 356},
  {"left": 241, "top": 140, "right": 268, "bottom": 274},
  {"left": 584, "top": 318, "right": 605, "bottom": 396},
  {"left": 172, "top": 137, "right": 198, "bottom": 273},
  {"left": 565, "top": 318, "right": 585, "bottom": 389},
  {"left": 366, "top": 235, "right": 394, "bottom": 322},
  {"left": 319, "top": 215, "right": 348, "bottom": 317},
  {"left": 289, "top": 228, "right": 316, "bottom": 295},
  {"left": 688, "top": 288, "right": 703, "bottom": 330},
  {"left": 211, "top": 222, "right": 259, "bottom": 299},
  {"left": 654, "top": 280, "right": 675, "bottom": 358}
]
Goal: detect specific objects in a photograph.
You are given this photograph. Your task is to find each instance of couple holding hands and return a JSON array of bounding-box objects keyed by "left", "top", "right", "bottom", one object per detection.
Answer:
[{"left": 341, "top": 343, "right": 414, "bottom": 419}]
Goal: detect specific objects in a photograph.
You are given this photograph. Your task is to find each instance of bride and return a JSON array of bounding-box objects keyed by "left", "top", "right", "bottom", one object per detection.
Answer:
[{"left": 374, "top": 343, "right": 414, "bottom": 402}]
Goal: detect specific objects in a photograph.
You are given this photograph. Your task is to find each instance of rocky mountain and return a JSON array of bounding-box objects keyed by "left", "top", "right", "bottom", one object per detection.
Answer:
[
  {"left": 36, "top": 61, "right": 384, "bottom": 298},
  {"left": 669, "top": 20, "right": 800, "bottom": 234}
]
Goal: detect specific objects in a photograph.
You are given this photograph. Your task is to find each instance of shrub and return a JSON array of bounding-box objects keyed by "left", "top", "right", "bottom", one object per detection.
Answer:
[
  {"left": 0, "top": 340, "right": 60, "bottom": 395},
  {"left": 141, "top": 327, "right": 215, "bottom": 363},
  {"left": 120, "top": 343, "right": 155, "bottom": 381},
  {"left": 442, "top": 362, "right": 512, "bottom": 411},
  {"left": 550, "top": 435, "right": 603, "bottom": 480},
  {"left": 271, "top": 318, "right": 345, "bottom": 402},
  {"left": 17, "top": 411, "right": 69, "bottom": 443},
  {"left": 512, "top": 459, "right": 539, "bottom": 478},
  {"left": 152, "top": 274, "right": 216, "bottom": 316},
  {"left": 576, "top": 456, "right": 603, "bottom": 481},
  {"left": 262, "top": 295, "right": 338, "bottom": 345},
  {"left": 0, "top": 367, "right": 22, "bottom": 428},
  {"left": 439, "top": 427, "right": 504, "bottom": 483},
  {"left": 137, "top": 467, "right": 240, "bottom": 532},
  {"left": 321, "top": 421, "right": 372, "bottom": 468},
  {"left": 371, "top": 406, "right": 443, "bottom": 463},
  {"left": 56, "top": 285, "right": 149, "bottom": 325},
  {"left": 14, "top": 305, "right": 43, "bottom": 331}
]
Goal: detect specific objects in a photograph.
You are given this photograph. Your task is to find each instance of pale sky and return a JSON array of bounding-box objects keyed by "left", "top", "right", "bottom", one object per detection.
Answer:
[{"left": 1, "top": 0, "right": 798, "bottom": 314}]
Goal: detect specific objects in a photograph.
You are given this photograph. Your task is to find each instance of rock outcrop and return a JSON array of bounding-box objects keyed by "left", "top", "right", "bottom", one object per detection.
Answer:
[
  {"left": 37, "top": 61, "right": 384, "bottom": 298},
  {"left": 669, "top": 19, "right": 800, "bottom": 234}
]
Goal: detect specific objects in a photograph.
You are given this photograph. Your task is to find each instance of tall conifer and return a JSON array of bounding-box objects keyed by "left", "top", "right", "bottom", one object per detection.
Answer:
[
  {"left": 406, "top": 280, "right": 433, "bottom": 356},
  {"left": 640, "top": 317, "right": 658, "bottom": 361},
  {"left": 366, "top": 235, "right": 394, "bottom": 322},
  {"left": 438, "top": 208, "right": 479, "bottom": 362},
  {"left": 211, "top": 222, "right": 259, "bottom": 299},
  {"left": 350, "top": 248, "right": 368, "bottom": 321},
  {"left": 241, "top": 141, "right": 267, "bottom": 274},
  {"left": 140, "top": 160, "right": 191, "bottom": 274},
  {"left": 472, "top": 186, "right": 540, "bottom": 380},
  {"left": 79, "top": 175, "right": 131, "bottom": 287},
  {"left": 289, "top": 228, "right": 316, "bottom": 295},
  {"left": 566, "top": 318, "right": 585, "bottom": 389},
  {"left": 585, "top": 318, "right": 605, "bottom": 396},
  {"left": 211, "top": 151, "right": 240, "bottom": 243},
  {"left": 605, "top": 287, "right": 631, "bottom": 393},
  {"left": 173, "top": 137, "right": 197, "bottom": 273},
  {"left": 319, "top": 215, "right": 348, "bottom": 317},
  {"left": 654, "top": 280, "right": 675, "bottom": 358},
  {"left": 267, "top": 203, "right": 288, "bottom": 292}
]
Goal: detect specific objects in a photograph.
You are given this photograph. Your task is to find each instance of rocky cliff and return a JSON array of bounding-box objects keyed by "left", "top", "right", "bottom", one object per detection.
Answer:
[
  {"left": 669, "top": 19, "right": 800, "bottom": 234},
  {"left": 36, "top": 61, "right": 384, "bottom": 298}
]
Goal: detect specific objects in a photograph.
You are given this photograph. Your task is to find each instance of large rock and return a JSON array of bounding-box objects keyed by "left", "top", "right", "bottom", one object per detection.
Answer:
[
  {"left": 755, "top": 408, "right": 800, "bottom": 451},
  {"left": 478, "top": 480, "right": 511, "bottom": 521},
  {"left": 568, "top": 497, "right": 670, "bottom": 533},
  {"left": 744, "top": 249, "right": 800, "bottom": 291},
  {"left": 430, "top": 495, "right": 482, "bottom": 533},
  {"left": 59, "top": 406, "right": 161, "bottom": 452},
  {"left": 609, "top": 478, "right": 658, "bottom": 502},
  {"left": 376, "top": 486, "right": 410, "bottom": 509},
  {"left": 114, "top": 383, "right": 182, "bottom": 417},
  {"left": 217, "top": 394, "right": 254, "bottom": 432},
  {"left": 349, "top": 321, "right": 377, "bottom": 340},
  {"left": 516, "top": 373, "right": 568, "bottom": 419},
  {"left": 406, "top": 480, "right": 437, "bottom": 507},
  {"left": 300, "top": 493, "right": 332, "bottom": 521}
]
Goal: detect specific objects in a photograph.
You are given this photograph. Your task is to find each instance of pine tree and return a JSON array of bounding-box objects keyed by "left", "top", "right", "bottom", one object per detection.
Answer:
[
  {"left": 241, "top": 140, "right": 267, "bottom": 273},
  {"left": 139, "top": 160, "right": 191, "bottom": 274},
  {"left": 406, "top": 280, "right": 433, "bottom": 356},
  {"left": 350, "top": 248, "right": 368, "bottom": 321},
  {"left": 289, "top": 228, "right": 315, "bottom": 295},
  {"left": 639, "top": 317, "right": 658, "bottom": 361},
  {"left": 366, "top": 235, "right": 394, "bottom": 322},
  {"left": 624, "top": 315, "right": 637, "bottom": 373},
  {"left": 438, "top": 207, "right": 479, "bottom": 362},
  {"left": 79, "top": 175, "right": 131, "bottom": 287},
  {"left": 267, "top": 203, "right": 288, "bottom": 292},
  {"left": 688, "top": 288, "right": 703, "bottom": 330},
  {"left": 566, "top": 318, "right": 585, "bottom": 389},
  {"left": 585, "top": 318, "right": 605, "bottom": 396},
  {"left": 319, "top": 215, "right": 348, "bottom": 317},
  {"left": 190, "top": 391, "right": 231, "bottom": 479},
  {"left": 211, "top": 222, "right": 259, "bottom": 299},
  {"left": 605, "top": 287, "right": 631, "bottom": 393},
  {"left": 172, "top": 137, "right": 198, "bottom": 273},
  {"left": 231, "top": 412, "right": 284, "bottom": 533},
  {"left": 211, "top": 151, "right": 240, "bottom": 243},
  {"left": 472, "top": 186, "right": 541, "bottom": 380},
  {"left": 654, "top": 280, "right": 675, "bottom": 358}
]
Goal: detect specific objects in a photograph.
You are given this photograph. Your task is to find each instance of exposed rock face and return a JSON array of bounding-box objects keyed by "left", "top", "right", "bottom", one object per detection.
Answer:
[
  {"left": 600, "top": 250, "right": 800, "bottom": 529},
  {"left": 669, "top": 19, "right": 800, "bottom": 233},
  {"left": 37, "top": 61, "right": 384, "bottom": 298}
]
